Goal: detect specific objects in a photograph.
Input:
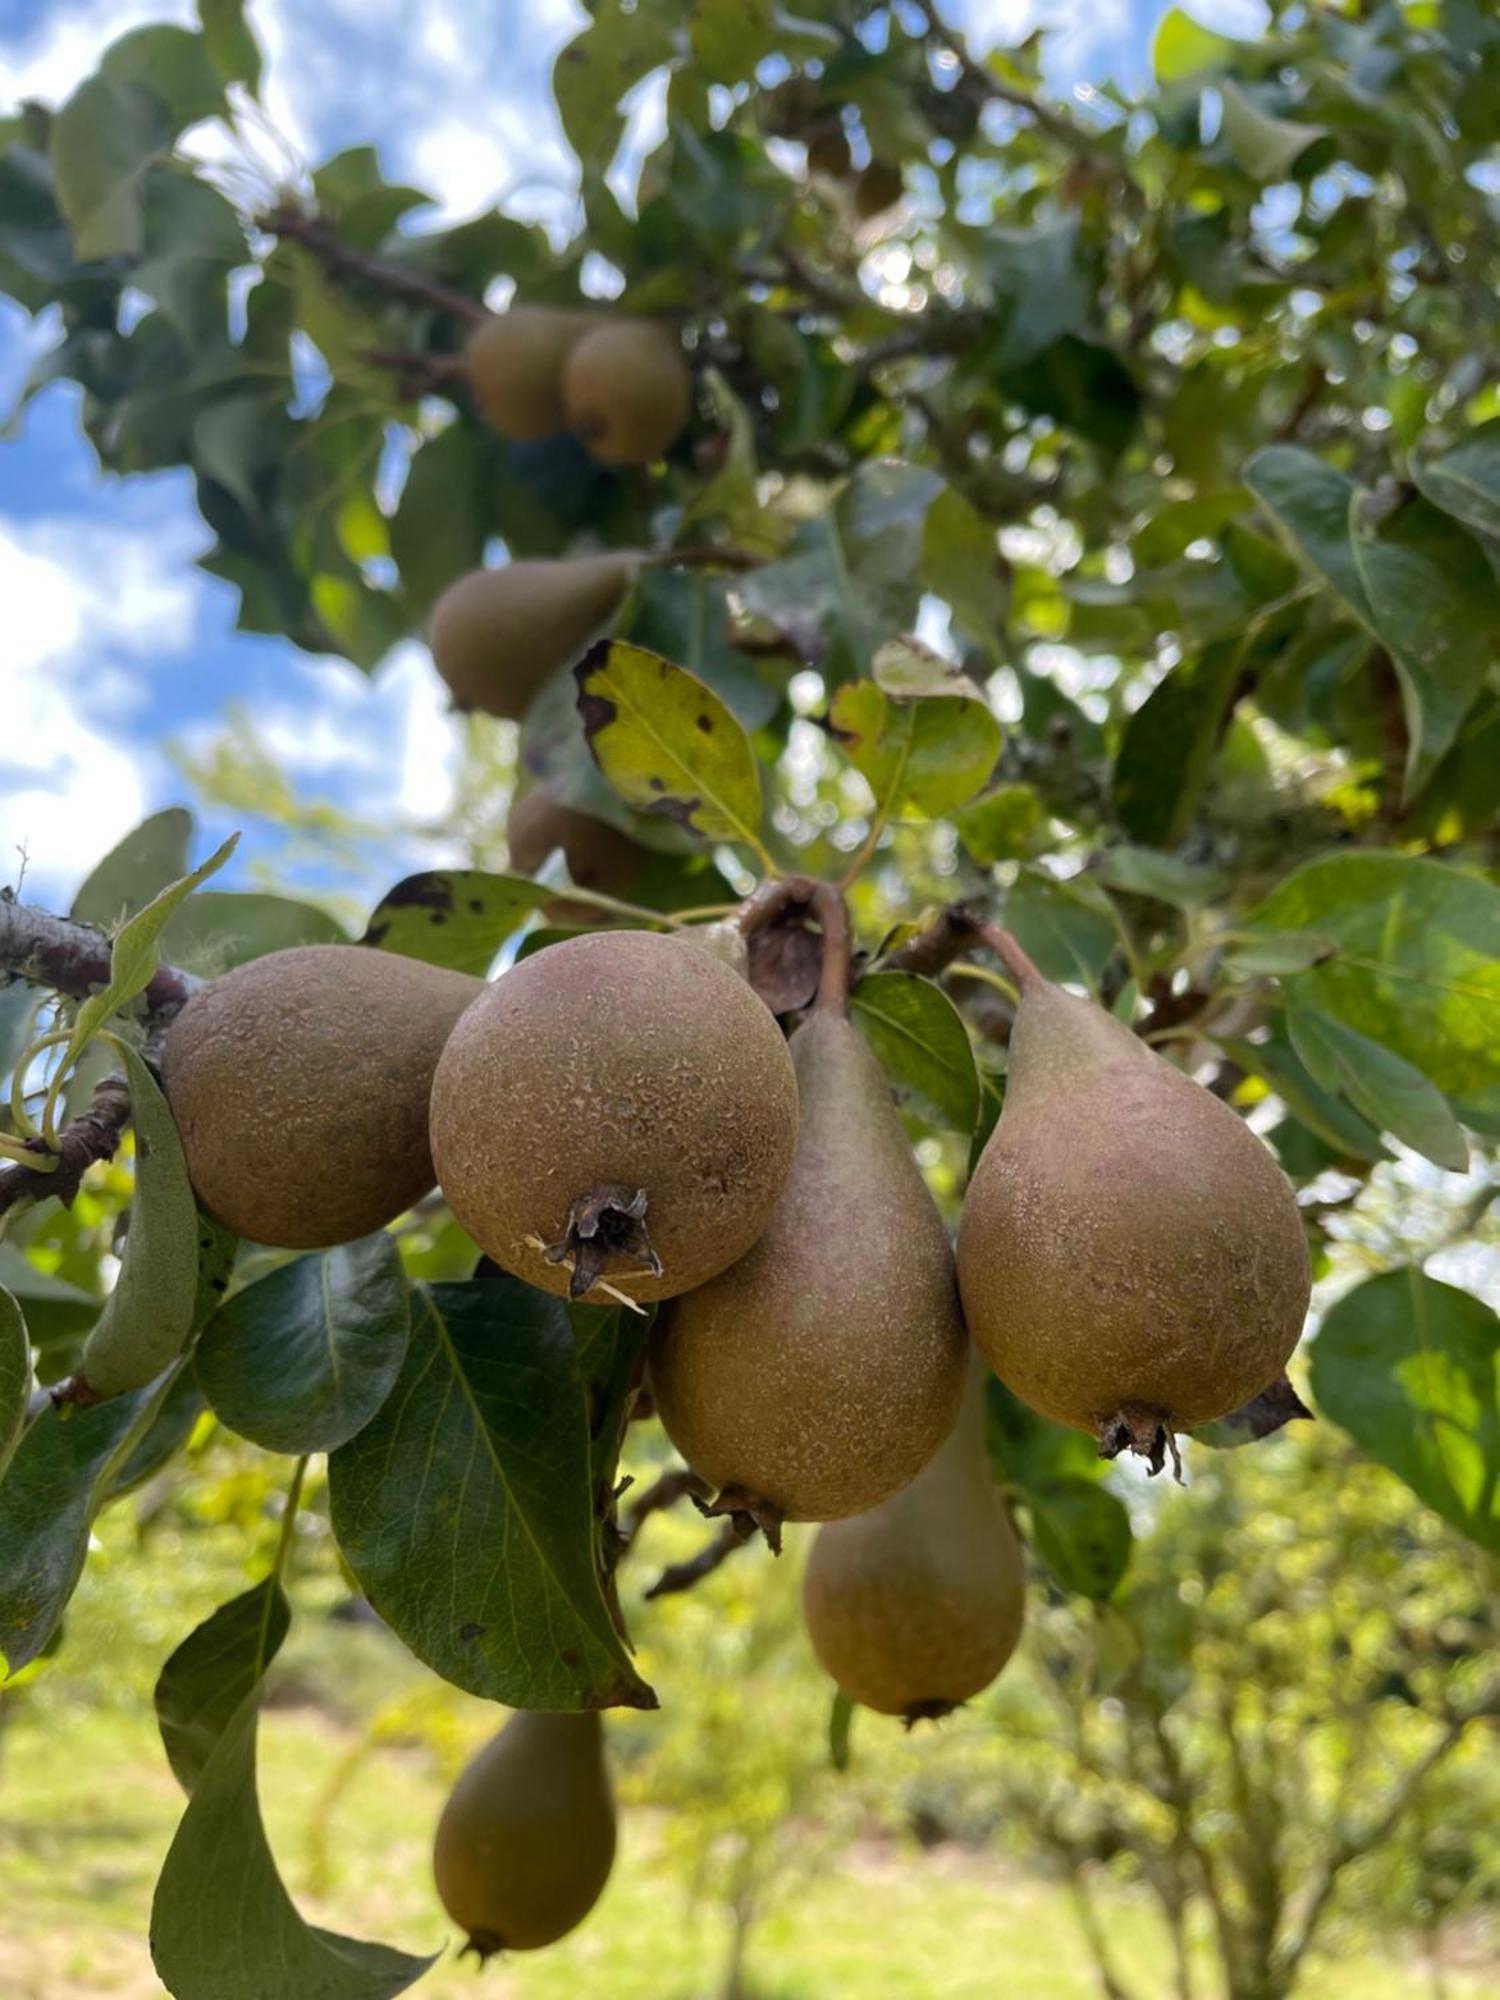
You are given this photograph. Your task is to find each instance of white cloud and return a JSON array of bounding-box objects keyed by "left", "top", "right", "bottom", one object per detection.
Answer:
[
  {"left": 0, "top": 513, "right": 203, "bottom": 900},
  {"left": 0, "top": 0, "right": 194, "bottom": 105}
]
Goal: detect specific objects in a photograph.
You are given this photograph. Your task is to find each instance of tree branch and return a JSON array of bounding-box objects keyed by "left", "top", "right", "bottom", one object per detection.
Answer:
[
  {"left": 0, "top": 1069, "right": 131, "bottom": 1217},
  {"left": 0, "top": 892, "right": 197, "bottom": 1018},
  {"left": 258, "top": 203, "right": 487, "bottom": 326},
  {"left": 643, "top": 1515, "right": 756, "bottom": 1600},
  {"left": 874, "top": 901, "right": 986, "bottom": 979}
]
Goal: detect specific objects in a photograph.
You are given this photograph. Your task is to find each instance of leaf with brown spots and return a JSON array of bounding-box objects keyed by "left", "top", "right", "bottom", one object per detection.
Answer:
[
  {"left": 363, "top": 870, "right": 551, "bottom": 974},
  {"left": 574, "top": 640, "right": 767, "bottom": 857}
]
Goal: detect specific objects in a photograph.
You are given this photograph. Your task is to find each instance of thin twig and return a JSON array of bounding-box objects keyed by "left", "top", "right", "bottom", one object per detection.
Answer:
[
  {"left": 0, "top": 892, "right": 197, "bottom": 1016},
  {"left": 0, "top": 1069, "right": 132, "bottom": 1218},
  {"left": 258, "top": 203, "right": 487, "bottom": 325},
  {"left": 875, "top": 902, "right": 985, "bottom": 979},
  {"left": 624, "top": 1464, "right": 707, "bottom": 1535},
  {"left": 643, "top": 1516, "right": 756, "bottom": 1600}
]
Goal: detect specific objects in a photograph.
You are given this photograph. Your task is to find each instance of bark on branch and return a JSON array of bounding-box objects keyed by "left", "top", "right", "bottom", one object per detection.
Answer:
[
  {"left": 0, "top": 1070, "right": 131, "bottom": 1217},
  {"left": 0, "top": 892, "right": 197, "bottom": 1017},
  {"left": 258, "top": 204, "right": 488, "bottom": 326}
]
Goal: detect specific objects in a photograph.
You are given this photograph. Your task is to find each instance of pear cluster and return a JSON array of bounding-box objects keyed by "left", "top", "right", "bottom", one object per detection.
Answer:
[{"left": 462, "top": 306, "right": 692, "bottom": 466}]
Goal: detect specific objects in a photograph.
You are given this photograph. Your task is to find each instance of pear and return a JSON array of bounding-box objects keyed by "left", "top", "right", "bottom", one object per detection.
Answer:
[
  {"left": 957, "top": 936, "right": 1310, "bottom": 1468},
  {"left": 427, "top": 554, "right": 638, "bottom": 718},
  {"left": 802, "top": 1356, "right": 1025, "bottom": 1720},
  {"left": 562, "top": 320, "right": 692, "bottom": 466},
  {"left": 163, "top": 945, "right": 481, "bottom": 1250},
  {"left": 433, "top": 1709, "right": 615, "bottom": 1959},
  {"left": 649, "top": 953, "right": 968, "bottom": 1529},
  {"left": 507, "top": 790, "right": 646, "bottom": 917},
  {"left": 429, "top": 929, "right": 797, "bottom": 1302},
  {"left": 462, "top": 306, "right": 594, "bottom": 441}
]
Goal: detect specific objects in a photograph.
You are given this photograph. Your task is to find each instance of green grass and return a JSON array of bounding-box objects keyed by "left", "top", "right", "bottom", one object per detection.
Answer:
[{"left": 0, "top": 1698, "right": 1490, "bottom": 2000}]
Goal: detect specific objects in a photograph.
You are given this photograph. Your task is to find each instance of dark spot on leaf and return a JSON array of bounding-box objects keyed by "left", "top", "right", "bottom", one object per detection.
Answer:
[
  {"left": 138, "top": 1136, "right": 151, "bottom": 1159},
  {"left": 364, "top": 922, "right": 389, "bottom": 947},
  {"left": 458, "top": 1622, "right": 484, "bottom": 1642},
  {"left": 696, "top": 713, "right": 713, "bottom": 733},
  {"left": 429, "top": 910, "right": 445, "bottom": 924},
  {"left": 561, "top": 1648, "right": 580, "bottom": 1668},
  {"left": 648, "top": 775, "right": 666, "bottom": 792},
  {"left": 367, "top": 872, "right": 456, "bottom": 919},
  {"left": 643, "top": 795, "right": 701, "bottom": 829},
  {"left": 467, "top": 898, "right": 484, "bottom": 914}
]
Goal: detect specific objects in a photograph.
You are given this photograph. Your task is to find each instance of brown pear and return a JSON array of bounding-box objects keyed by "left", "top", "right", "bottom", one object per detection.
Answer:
[
  {"left": 429, "top": 929, "right": 797, "bottom": 1302},
  {"left": 427, "top": 553, "right": 638, "bottom": 718},
  {"left": 163, "top": 944, "right": 480, "bottom": 1250},
  {"left": 957, "top": 943, "right": 1310, "bottom": 1468},
  {"left": 462, "top": 306, "right": 594, "bottom": 441},
  {"left": 433, "top": 1709, "right": 615, "bottom": 1959},
  {"left": 506, "top": 790, "right": 646, "bottom": 919},
  {"left": 802, "top": 1355, "right": 1025, "bottom": 1721},
  {"left": 561, "top": 320, "right": 692, "bottom": 466},
  {"left": 649, "top": 1001, "right": 968, "bottom": 1528}
]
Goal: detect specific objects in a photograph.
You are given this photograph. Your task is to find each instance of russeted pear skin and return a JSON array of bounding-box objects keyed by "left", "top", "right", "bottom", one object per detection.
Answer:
[
  {"left": 429, "top": 930, "right": 797, "bottom": 1302},
  {"left": 462, "top": 306, "right": 594, "bottom": 441},
  {"left": 957, "top": 967, "right": 1310, "bottom": 1458},
  {"left": 433, "top": 1709, "right": 615, "bottom": 1958},
  {"left": 802, "top": 1357, "right": 1025, "bottom": 1720},
  {"left": 428, "top": 555, "right": 638, "bottom": 718},
  {"left": 163, "top": 945, "right": 481, "bottom": 1250},
  {"left": 562, "top": 320, "right": 692, "bottom": 465},
  {"left": 649, "top": 1009, "right": 968, "bottom": 1523}
]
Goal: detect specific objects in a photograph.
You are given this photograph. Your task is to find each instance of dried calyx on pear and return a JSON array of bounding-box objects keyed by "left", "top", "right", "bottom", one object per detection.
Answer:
[
  {"left": 428, "top": 927, "right": 797, "bottom": 1303},
  {"left": 956, "top": 924, "right": 1310, "bottom": 1474},
  {"left": 162, "top": 944, "right": 481, "bottom": 1250},
  {"left": 802, "top": 1352, "right": 1025, "bottom": 1723},
  {"left": 649, "top": 880, "right": 968, "bottom": 1540},
  {"left": 433, "top": 1709, "right": 615, "bottom": 1959}
]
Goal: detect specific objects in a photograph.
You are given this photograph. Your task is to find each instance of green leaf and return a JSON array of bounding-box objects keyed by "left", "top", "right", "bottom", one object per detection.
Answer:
[
  {"left": 362, "top": 869, "right": 549, "bottom": 974},
  {"left": 553, "top": 0, "right": 677, "bottom": 169},
  {"left": 0, "top": 1373, "right": 170, "bottom": 1672},
  {"left": 1216, "top": 1029, "right": 1387, "bottom": 1165},
  {"left": 737, "top": 462, "right": 943, "bottom": 680},
  {"left": 1216, "top": 80, "right": 1325, "bottom": 180},
  {"left": 150, "top": 1692, "right": 436, "bottom": 1999},
  {"left": 829, "top": 647, "right": 1001, "bottom": 820},
  {"left": 1221, "top": 931, "right": 1339, "bottom": 978},
  {"left": 623, "top": 567, "right": 782, "bottom": 731},
  {"left": 196, "top": 1236, "right": 410, "bottom": 1455},
  {"left": 327, "top": 1278, "right": 655, "bottom": 1711},
  {"left": 1112, "top": 639, "right": 1245, "bottom": 845},
  {"left": 160, "top": 891, "right": 347, "bottom": 973},
  {"left": 198, "top": 0, "right": 262, "bottom": 95},
  {"left": 1311, "top": 1271, "right": 1500, "bottom": 1554},
  {"left": 1247, "top": 450, "right": 1499, "bottom": 792},
  {"left": 829, "top": 1688, "right": 855, "bottom": 1772},
  {"left": 74, "top": 1045, "right": 201, "bottom": 1401},
  {"left": 850, "top": 972, "right": 980, "bottom": 1136},
  {"left": 979, "top": 219, "right": 1089, "bottom": 373},
  {"left": 1003, "top": 870, "right": 1120, "bottom": 992},
  {"left": 1027, "top": 1478, "right": 1132, "bottom": 1600},
  {"left": 575, "top": 641, "right": 765, "bottom": 853},
  {"left": 953, "top": 784, "right": 1045, "bottom": 866},
  {"left": 101, "top": 27, "right": 225, "bottom": 130},
  {"left": 389, "top": 422, "right": 494, "bottom": 616},
  {"left": 0, "top": 1249, "right": 99, "bottom": 1347},
  {"left": 70, "top": 807, "right": 194, "bottom": 926},
  {"left": 1287, "top": 1010, "right": 1468, "bottom": 1172},
  {"left": 1097, "top": 846, "right": 1225, "bottom": 908},
  {"left": 156, "top": 1577, "right": 290, "bottom": 1793},
  {"left": 104, "top": 1365, "right": 207, "bottom": 1502},
  {"left": 922, "top": 487, "right": 1008, "bottom": 658},
  {"left": 1412, "top": 418, "right": 1500, "bottom": 541},
  {"left": 0, "top": 1288, "right": 28, "bottom": 1481},
  {"left": 1250, "top": 854, "right": 1500, "bottom": 1107},
  {"left": 1153, "top": 6, "right": 1236, "bottom": 81},
  {"left": 50, "top": 74, "right": 170, "bottom": 259},
  {"left": 62, "top": 834, "right": 237, "bottom": 1074}
]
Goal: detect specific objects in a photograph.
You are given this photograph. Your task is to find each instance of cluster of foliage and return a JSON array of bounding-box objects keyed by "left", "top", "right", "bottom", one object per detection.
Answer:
[{"left": 2, "top": 2, "right": 1500, "bottom": 1995}]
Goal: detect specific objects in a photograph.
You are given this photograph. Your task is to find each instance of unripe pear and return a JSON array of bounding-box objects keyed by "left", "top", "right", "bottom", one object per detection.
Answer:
[
  {"left": 957, "top": 937, "right": 1310, "bottom": 1468},
  {"left": 802, "top": 1356, "right": 1025, "bottom": 1721},
  {"left": 427, "top": 553, "right": 638, "bottom": 718},
  {"left": 650, "top": 991, "right": 968, "bottom": 1529},
  {"left": 462, "top": 306, "right": 594, "bottom": 441},
  {"left": 429, "top": 929, "right": 797, "bottom": 1302},
  {"left": 562, "top": 320, "right": 692, "bottom": 466},
  {"left": 433, "top": 1709, "right": 615, "bottom": 1958},
  {"left": 162, "top": 945, "right": 481, "bottom": 1250}
]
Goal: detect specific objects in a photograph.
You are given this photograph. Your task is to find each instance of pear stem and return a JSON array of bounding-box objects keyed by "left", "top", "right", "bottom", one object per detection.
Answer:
[{"left": 976, "top": 921, "right": 1043, "bottom": 991}]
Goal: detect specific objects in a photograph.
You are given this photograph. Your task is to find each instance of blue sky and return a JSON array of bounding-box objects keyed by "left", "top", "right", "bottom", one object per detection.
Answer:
[{"left": 0, "top": 0, "right": 1263, "bottom": 912}]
